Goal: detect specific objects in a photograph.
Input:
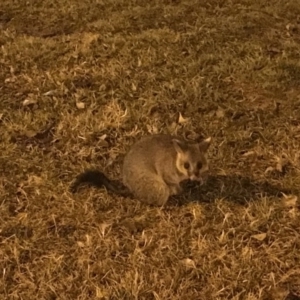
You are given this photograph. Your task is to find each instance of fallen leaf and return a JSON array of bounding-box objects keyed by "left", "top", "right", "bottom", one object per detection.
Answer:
[
  {"left": 242, "top": 151, "right": 256, "bottom": 157},
  {"left": 23, "top": 99, "right": 37, "bottom": 106},
  {"left": 5, "top": 77, "right": 15, "bottom": 83},
  {"left": 265, "top": 166, "right": 274, "bottom": 174},
  {"left": 24, "top": 130, "right": 37, "bottom": 138},
  {"left": 137, "top": 57, "right": 142, "bottom": 67},
  {"left": 276, "top": 162, "right": 283, "bottom": 172},
  {"left": 288, "top": 208, "right": 297, "bottom": 219},
  {"left": 96, "top": 286, "right": 109, "bottom": 298},
  {"left": 77, "top": 241, "right": 85, "bottom": 248},
  {"left": 251, "top": 233, "right": 267, "bottom": 241},
  {"left": 167, "top": 82, "right": 175, "bottom": 90},
  {"left": 99, "top": 134, "right": 107, "bottom": 140},
  {"left": 281, "top": 193, "right": 298, "bottom": 207},
  {"left": 132, "top": 83, "right": 137, "bottom": 91},
  {"left": 178, "top": 112, "right": 190, "bottom": 124},
  {"left": 185, "top": 131, "right": 201, "bottom": 141},
  {"left": 17, "top": 212, "right": 28, "bottom": 222},
  {"left": 95, "top": 134, "right": 109, "bottom": 147},
  {"left": 168, "top": 121, "right": 178, "bottom": 132},
  {"left": 85, "top": 234, "right": 91, "bottom": 246},
  {"left": 241, "top": 246, "right": 253, "bottom": 258},
  {"left": 181, "top": 258, "right": 196, "bottom": 268},
  {"left": 99, "top": 84, "right": 106, "bottom": 91},
  {"left": 43, "top": 90, "right": 57, "bottom": 96},
  {"left": 216, "top": 107, "right": 225, "bottom": 118},
  {"left": 275, "top": 154, "right": 289, "bottom": 173},
  {"left": 99, "top": 223, "right": 111, "bottom": 237},
  {"left": 146, "top": 124, "right": 158, "bottom": 134},
  {"left": 28, "top": 175, "right": 43, "bottom": 185},
  {"left": 76, "top": 101, "right": 85, "bottom": 109}
]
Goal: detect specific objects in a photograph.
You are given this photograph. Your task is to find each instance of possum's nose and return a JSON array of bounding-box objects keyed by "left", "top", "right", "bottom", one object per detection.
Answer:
[
  {"left": 190, "top": 173, "right": 200, "bottom": 181},
  {"left": 190, "top": 174, "right": 204, "bottom": 185}
]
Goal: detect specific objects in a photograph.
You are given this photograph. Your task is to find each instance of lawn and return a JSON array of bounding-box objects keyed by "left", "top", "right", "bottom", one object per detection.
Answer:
[{"left": 1, "top": 0, "right": 300, "bottom": 299}]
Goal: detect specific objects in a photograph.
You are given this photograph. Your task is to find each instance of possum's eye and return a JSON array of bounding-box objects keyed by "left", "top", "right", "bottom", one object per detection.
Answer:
[
  {"left": 197, "top": 162, "right": 203, "bottom": 169},
  {"left": 184, "top": 162, "right": 190, "bottom": 169}
]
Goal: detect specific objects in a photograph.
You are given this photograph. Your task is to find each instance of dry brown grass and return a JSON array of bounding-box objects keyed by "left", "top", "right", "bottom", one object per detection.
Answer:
[{"left": 1, "top": 0, "right": 300, "bottom": 299}]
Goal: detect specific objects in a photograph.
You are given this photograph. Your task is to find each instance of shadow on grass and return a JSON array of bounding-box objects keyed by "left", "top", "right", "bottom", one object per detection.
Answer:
[{"left": 178, "top": 174, "right": 292, "bottom": 205}]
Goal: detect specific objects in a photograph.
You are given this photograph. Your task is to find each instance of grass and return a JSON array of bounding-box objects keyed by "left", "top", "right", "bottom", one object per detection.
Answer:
[{"left": 1, "top": 0, "right": 300, "bottom": 299}]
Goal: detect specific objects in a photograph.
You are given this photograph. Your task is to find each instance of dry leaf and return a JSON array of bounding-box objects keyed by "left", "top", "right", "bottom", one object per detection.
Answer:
[
  {"left": 281, "top": 193, "right": 298, "bottom": 208},
  {"left": 178, "top": 112, "right": 190, "bottom": 124},
  {"left": 17, "top": 212, "right": 28, "bottom": 222},
  {"left": 77, "top": 241, "right": 85, "bottom": 248},
  {"left": 132, "top": 83, "right": 137, "bottom": 91},
  {"left": 23, "top": 99, "right": 37, "bottom": 106},
  {"left": 76, "top": 101, "right": 85, "bottom": 109},
  {"left": 216, "top": 107, "right": 225, "bottom": 118},
  {"left": 99, "top": 223, "right": 111, "bottom": 237},
  {"left": 5, "top": 77, "right": 15, "bottom": 83},
  {"left": 276, "top": 162, "right": 283, "bottom": 172},
  {"left": 242, "top": 151, "right": 256, "bottom": 157},
  {"left": 99, "top": 84, "right": 106, "bottom": 91},
  {"left": 181, "top": 258, "right": 196, "bottom": 269},
  {"left": 241, "top": 246, "right": 253, "bottom": 258},
  {"left": 275, "top": 154, "right": 289, "bottom": 173},
  {"left": 185, "top": 131, "right": 201, "bottom": 141},
  {"left": 24, "top": 130, "right": 37, "bottom": 138},
  {"left": 85, "top": 234, "right": 91, "bottom": 246},
  {"left": 43, "top": 90, "right": 57, "bottom": 96},
  {"left": 251, "top": 233, "right": 267, "bottom": 241},
  {"left": 168, "top": 121, "right": 178, "bottom": 131},
  {"left": 168, "top": 82, "right": 175, "bottom": 90},
  {"left": 96, "top": 286, "right": 109, "bottom": 298},
  {"left": 265, "top": 166, "right": 274, "bottom": 174},
  {"left": 137, "top": 57, "right": 142, "bottom": 67},
  {"left": 28, "top": 175, "right": 43, "bottom": 185},
  {"left": 99, "top": 134, "right": 107, "bottom": 140},
  {"left": 287, "top": 207, "right": 297, "bottom": 219},
  {"left": 97, "top": 134, "right": 109, "bottom": 147},
  {"left": 146, "top": 124, "right": 158, "bottom": 134}
]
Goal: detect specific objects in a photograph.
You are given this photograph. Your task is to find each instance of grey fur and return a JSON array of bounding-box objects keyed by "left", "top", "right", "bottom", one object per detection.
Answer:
[{"left": 71, "top": 134, "right": 211, "bottom": 206}]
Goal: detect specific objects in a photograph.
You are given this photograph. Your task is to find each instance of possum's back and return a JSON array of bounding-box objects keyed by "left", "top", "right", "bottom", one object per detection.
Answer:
[{"left": 122, "top": 134, "right": 178, "bottom": 179}]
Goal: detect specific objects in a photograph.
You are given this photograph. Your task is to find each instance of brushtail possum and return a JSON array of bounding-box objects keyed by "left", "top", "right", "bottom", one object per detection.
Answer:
[{"left": 70, "top": 134, "right": 211, "bottom": 206}]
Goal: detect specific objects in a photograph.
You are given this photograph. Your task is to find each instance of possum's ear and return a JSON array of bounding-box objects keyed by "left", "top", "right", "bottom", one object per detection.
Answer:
[
  {"left": 198, "top": 137, "right": 211, "bottom": 152},
  {"left": 172, "top": 139, "right": 188, "bottom": 154}
]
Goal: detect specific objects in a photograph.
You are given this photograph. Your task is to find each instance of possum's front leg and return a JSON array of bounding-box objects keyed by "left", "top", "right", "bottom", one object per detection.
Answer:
[{"left": 169, "top": 184, "right": 183, "bottom": 196}]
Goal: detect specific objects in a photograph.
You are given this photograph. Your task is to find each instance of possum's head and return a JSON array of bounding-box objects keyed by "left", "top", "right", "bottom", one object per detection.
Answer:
[{"left": 173, "top": 137, "right": 211, "bottom": 182}]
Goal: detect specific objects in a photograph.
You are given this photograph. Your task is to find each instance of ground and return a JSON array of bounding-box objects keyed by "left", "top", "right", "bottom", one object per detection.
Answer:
[{"left": 1, "top": 0, "right": 300, "bottom": 299}]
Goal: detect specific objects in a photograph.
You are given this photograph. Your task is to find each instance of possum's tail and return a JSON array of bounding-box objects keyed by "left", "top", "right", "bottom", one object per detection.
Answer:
[{"left": 70, "top": 169, "right": 131, "bottom": 197}]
